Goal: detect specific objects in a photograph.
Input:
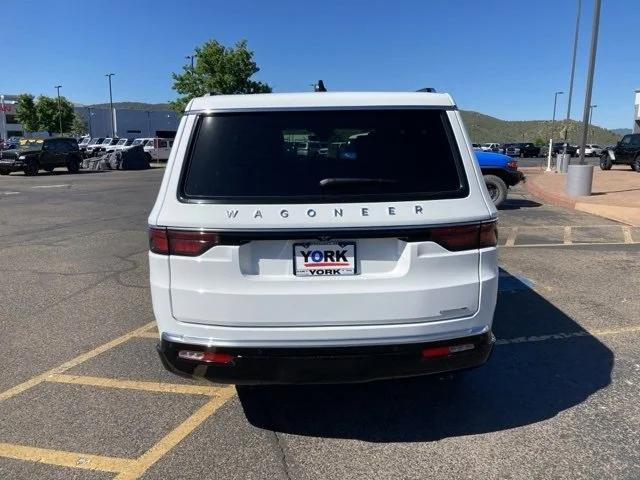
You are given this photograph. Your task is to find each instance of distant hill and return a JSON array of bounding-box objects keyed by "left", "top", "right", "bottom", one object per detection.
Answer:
[
  {"left": 82, "top": 102, "right": 171, "bottom": 111},
  {"left": 461, "top": 110, "right": 620, "bottom": 146},
  {"left": 611, "top": 128, "right": 632, "bottom": 136}
]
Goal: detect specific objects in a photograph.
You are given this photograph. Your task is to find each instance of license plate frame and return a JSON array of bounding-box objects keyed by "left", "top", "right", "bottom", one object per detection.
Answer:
[{"left": 293, "top": 241, "right": 357, "bottom": 277}]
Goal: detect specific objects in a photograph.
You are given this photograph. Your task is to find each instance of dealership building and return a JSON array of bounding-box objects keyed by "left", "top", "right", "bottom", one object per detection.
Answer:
[{"left": 0, "top": 94, "right": 180, "bottom": 140}]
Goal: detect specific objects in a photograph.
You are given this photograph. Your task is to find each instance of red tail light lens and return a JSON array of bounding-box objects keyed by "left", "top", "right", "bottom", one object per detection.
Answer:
[
  {"left": 429, "top": 221, "right": 497, "bottom": 251},
  {"left": 506, "top": 160, "right": 518, "bottom": 169},
  {"left": 480, "top": 221, "right": 498, "bottom": 248},
  {"left": 178, "top": 350, "right": 234, "bottom": 364},
  {"left": 149, "top": 227, "right": 169, "bottom": 254},
  {"left": 148, "top": 227, "right": 221, "bottom": 256}
]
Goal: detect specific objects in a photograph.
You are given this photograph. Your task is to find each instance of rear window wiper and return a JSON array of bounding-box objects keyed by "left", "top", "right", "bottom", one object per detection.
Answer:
[{"left": 319, "top": 178, "right": 398, "bottom": 187}]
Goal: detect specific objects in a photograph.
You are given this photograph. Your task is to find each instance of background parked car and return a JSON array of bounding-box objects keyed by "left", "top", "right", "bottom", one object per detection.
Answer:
[
  {"left": 552, "top": 142, "right": 577, "bottom": 156},
  {"left": 104, "top": 138, "right": 134, "bottom": 153},
  {"left": 143, "top": 137, "right": 173, "bottom": 162},
  {"left": 93, "top": 137, "right": 120, "bottom": 155},
  {"left": 600, "top": 134, "right": 640, "bottom": 171},
  {"left": 576, "top": 144, "right": 603, "bottom": 157},
  {"left": 481, "top": 142, "right": 501, "bottom": 152},
  {"left": 504, "top": 142, "right": 541, "bottom": 158},
  {"left": 82, "top": 137, "right": 105, "bottom": 157}
]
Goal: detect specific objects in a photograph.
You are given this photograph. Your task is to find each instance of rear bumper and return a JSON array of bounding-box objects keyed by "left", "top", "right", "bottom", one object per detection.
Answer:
[
  {"left": 157, "top": 332, "right": 494, "bottom": 384},
  {"left": 505, "top": 170, "right": 525, "bottom": 186},
  {"left": 0, "top": 160, "right": 23, "bottom": 171}
]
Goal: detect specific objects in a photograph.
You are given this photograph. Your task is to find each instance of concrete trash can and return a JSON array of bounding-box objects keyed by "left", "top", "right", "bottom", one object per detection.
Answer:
[
  {"left": 556, "top": 153, "right": 570, "bottom": 173},
  {"left": 565, "top": 164, "right": 594, "bottom": 197}
]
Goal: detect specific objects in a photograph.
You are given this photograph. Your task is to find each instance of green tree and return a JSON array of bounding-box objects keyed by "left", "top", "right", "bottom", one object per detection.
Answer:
[
  {"left": 170, "top": 39, "right": 272, "bottom": 112},
  {"left": 36, "top": 95, "right": 75, "bottom": 136},
  {"left": 15, "top": 94, "right": 40, "bottom": 133},
  {"left": 70, "top": 113, "right": 88, "bottom": 136}
]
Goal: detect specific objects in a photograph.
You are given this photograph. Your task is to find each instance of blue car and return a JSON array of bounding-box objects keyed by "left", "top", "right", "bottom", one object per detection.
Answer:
[{"left": 475, "top": 150, "right": 525, "bottom": 207}]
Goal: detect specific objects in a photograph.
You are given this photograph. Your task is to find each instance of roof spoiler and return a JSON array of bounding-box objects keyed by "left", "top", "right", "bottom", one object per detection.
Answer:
[{"left": 416, "top": 87, "right": 437, "bottom": 93}]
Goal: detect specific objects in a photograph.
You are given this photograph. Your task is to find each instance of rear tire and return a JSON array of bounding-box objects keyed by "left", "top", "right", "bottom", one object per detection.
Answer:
[
  {"left": 633, "top": 155, "right": 640, "bottom": 173},
  {"left": 67, "top": 156, "right": 80, "bottom": 174},
  {"left": 0, "top": 170, "right": 10, "bottom": 175},
  {"left": 484, "top": 174, "right": 508, "bottom": 208},
  {"left": 24, "top": 159, "right": 39, "bottom": 176},
  {"left": 600, "top": 153, "right": 612, "bottom": 170},
  {"left": 44, "top": 167, "right": 54, "bottom": 173},
  {"left": 144, "top": 152, "right": 153, "bottom": 164}
]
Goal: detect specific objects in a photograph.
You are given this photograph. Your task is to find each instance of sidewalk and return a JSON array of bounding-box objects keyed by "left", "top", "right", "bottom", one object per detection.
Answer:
[{"left": 521, "top": 165, "right": 640, "bottom": 226}]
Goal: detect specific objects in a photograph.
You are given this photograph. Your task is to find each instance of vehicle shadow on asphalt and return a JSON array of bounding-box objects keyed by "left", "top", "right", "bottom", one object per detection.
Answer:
[
  {"left": 237, "top": 269, "right": 613, "bottom": 441},
  {"left": 499, "top": 198, "right": 542, "bottom": 210}
]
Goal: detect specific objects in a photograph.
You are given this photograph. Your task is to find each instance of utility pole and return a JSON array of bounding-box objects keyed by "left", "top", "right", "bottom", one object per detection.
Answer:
[
  {"left": 105, "top": 73, "right": 115, "bottom": 137},
  {"left": 578, "top": 0, "right": 602, "bottom": 166},
  {"left": 546, "top": 91, "right": 564, "bottom": 171},
  {"left": 55, "top": 85, "right": 63, "bottom": 135}
]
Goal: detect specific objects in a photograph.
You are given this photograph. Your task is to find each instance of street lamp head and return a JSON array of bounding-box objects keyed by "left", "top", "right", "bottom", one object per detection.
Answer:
[
  {"left": 105, "top": 73, "right": 115, "bottom": 77},
  {"left": 556, "top": 91, "right": 564, "bottom": 95}
]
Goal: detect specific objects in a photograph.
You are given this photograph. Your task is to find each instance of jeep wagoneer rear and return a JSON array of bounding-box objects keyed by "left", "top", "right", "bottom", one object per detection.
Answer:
[{"left": 148, "top": 91, "right": 498, "bottom": 384}]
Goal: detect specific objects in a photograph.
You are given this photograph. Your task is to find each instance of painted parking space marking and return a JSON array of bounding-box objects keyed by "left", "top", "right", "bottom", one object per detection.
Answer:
[
  {"left": 496, "top": 324, "right": 640, "bottom": 346},
  {"left": 0, "top": 191, "right": 20, "bottom": 195},
  {"left": 0, "top": 320, "right": 234, "bottom": 479},
  {"left": 0, "top": 321, "right": 156, "bottom": 403},
  {"left": 500, "top": 224, "right": 639, "bottom": 248},
  {"left": 47, "top": 374, "right": 221, "bottom": 396},
  {"left": 134, "top": 331, "right": 160, "bottom": 339},
  {"left": 31, "top": 184, "right": 70, "bottom": 189},
  {"left": 114, "top": 387, "right": 236, "bottom": 480},
  {"left": 0, "top": 442, "right": 136, "bottom": 473}
]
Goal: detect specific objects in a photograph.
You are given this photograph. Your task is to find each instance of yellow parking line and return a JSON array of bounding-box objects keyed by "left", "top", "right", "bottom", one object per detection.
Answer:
[
  {"left": 0, "top": 321, "right": 156, "bottom": 403},
  {"left": 47, "top": 374, "right": 222, "bottom": 396},
  {"left": 114, "top": 386, "right": 236, "bottom": 480},
  {"left": 622, "top": 226, "right": 633, "bottom": 244},
  {"left": 134, "top": 331, "right": 160, "bottom": 339},
  {"left": 563, "top": 226, "right": 572, "bottom": 245},
  {"left": 0, "top": 442, "right": 135, "bottom": 473},
  {"left": 505, "top": 227, "right": 518, "bottom": 247}
]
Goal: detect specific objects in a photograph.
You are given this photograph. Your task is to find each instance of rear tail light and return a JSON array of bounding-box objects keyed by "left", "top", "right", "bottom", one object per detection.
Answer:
[
  {"left": 178, "top": 350, "right": 234, "bottom": 364},
  {"left": 149, "top": 221, "right": 498, "bottom": 256},
  {"left": 421, "top": 343, "right": 475, "bottom": 358},
  {"left": 149, "top": 227, "right": 222, "bottom": 256},
  {"left": 506, "top": 159, "right": 519, "bottom": 169},
  {"left": 427, "top": 221, "right": 498, "bottom": 251}
]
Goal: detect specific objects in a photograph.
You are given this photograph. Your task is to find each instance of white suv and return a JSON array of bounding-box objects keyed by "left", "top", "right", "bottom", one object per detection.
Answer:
[{"left": 149, "top": 91, "right": 498, "bottom": 384}]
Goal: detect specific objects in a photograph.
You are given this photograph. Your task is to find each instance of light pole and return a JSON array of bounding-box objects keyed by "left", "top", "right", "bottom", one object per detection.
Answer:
[
  {"left": 577, "top": 0, "right": 602, "bottom": 166},
  {"left": 588, "top": 104, "right": 597, "bottom": 143},
  {"left": 185, "top": 54, "right": 197, "bottom": 68},
  {"left": 105, "top": 73, "right": 115, "bottom": 137},
  {"left": 146, "top": 110, "right": 151, "bottom": 137},
  {"left": 87, "top": 107, "right": 94, "bottom": 137},
  {"left": 55, "top": 85, "right": 63, "bottom": 135},
  {"left": 547, "top": 91, "right": 564, "bottom": 171},
  {"left": 566, "top": 0, "right": 581, "bottom": 124}
]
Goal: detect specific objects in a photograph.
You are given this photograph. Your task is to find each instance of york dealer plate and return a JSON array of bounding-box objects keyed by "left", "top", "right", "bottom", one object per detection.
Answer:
[{"left": 293, "top": 242, "right": 357, "bottom": 277}]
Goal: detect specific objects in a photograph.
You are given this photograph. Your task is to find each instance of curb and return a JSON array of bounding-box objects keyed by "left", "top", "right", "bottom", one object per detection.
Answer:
[{"left": 523, "top": 173, "right": 640, "bottom": 226}]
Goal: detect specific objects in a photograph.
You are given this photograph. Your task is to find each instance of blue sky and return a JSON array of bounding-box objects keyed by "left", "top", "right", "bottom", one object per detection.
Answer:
[{"left": 3, "top": 0, "right": 638, "bottom": 129}]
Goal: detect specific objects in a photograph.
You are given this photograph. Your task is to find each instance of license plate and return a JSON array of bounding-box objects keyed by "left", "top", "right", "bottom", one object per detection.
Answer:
[{"left": 293, "top": 242, "right": 357, "bottom": 277}]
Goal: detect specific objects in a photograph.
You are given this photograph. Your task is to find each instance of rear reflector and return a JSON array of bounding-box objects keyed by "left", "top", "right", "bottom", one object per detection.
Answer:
[
  {"left": 421, "top": 343, "right": 475, "bottom": 358},
  {"left": 178, "top": 350, "right": 234, "bottom": 364}
]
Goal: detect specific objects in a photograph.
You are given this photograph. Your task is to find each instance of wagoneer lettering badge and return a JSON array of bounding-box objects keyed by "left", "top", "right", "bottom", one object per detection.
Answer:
[{"left": 222, "top": 205, "right": 428, "bottom": 220}]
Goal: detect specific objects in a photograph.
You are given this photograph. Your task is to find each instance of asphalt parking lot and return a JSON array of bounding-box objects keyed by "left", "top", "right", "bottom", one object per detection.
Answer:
[{"left": 1, "top": 168, "right": 639, "bottom": 479}]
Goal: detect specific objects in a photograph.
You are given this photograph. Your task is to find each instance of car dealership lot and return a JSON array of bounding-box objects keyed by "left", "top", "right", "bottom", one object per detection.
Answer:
[{"left": 0, "top": 170, "right": 639, "bottom": 479}]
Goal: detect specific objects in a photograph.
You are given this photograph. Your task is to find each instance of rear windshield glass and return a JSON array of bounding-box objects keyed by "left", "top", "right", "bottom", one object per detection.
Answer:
[{"left": 180, "top": 109, "right": 467, "bottom": 203}]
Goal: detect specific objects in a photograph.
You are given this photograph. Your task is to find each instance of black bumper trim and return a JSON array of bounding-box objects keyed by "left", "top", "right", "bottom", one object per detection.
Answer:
[{"left": 157, "top": 332, "right": 494, "bottom": 385}]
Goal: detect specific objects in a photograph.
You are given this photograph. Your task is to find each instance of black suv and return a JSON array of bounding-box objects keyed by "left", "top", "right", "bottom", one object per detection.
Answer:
[
  {"left": 504, "top": 142, "right": 541, "bottom": 158},
  {"left": 551, "top": 142, "right": 578, "bottom": 156},
  {"left": 0, "top": 137, "right": 82, "bottom": 176},
  {"left": 601, "top": 134, "right": 640, "bottom": 171}
]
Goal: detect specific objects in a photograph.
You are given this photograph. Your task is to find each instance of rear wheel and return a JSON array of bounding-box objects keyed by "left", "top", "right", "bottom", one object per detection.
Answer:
[
  {"left": 600, "top": 153, "right": 612, "bottom": 170},
  {"left": 144, "top": 152, "right": 152, "bottom": 164},
  {"left": 67, "top": 156, "right": 80, "bottom": 174},
  {"left": 44, "top": 167, "right": 54, "bottom": 173},
  {"left": 633, "top": 155, "right": 640, "bottom": 172},
  {"left": 484, "top": 174, "right": 508, "bottom": 208},
  {"left": 24, "top": 159, "right": 39, "bottom": 176},
  {"left": 0, "top": 170, "right": 10, "bottom": 176}
]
